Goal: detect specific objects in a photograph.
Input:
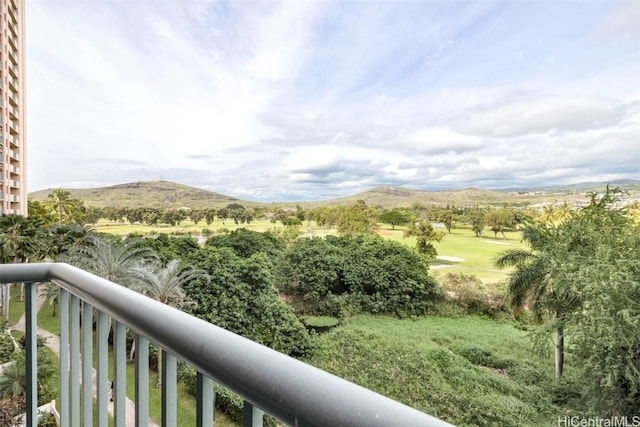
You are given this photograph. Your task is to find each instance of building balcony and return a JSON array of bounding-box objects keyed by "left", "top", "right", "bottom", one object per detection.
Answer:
[
  {"left": 9, "top": 105, "right": 18, "bottom": 120},
  {"left": 9, "top": 120, "right": 19, "bottom": 134},
  {"left": 9, "top": 92, "right": 19, "bottom": 107},
  {"left": 9, "top": 63, "right": 18, "bottom": 78},
  {"left": 9, "top": 194, "right": 19, "bottom": 202},
  {"left": 0, "top": 263, "right": 451, "bottom": 427},
  {"left": 8, "top": 77, "right": 18, "bottom": 92},
  {"left": 8, "top": 134, "right": 19, "bottom": 148},
  {"left": 7, "top": 35, "right": 17, "bottom": 50},
  {"left": 0, "top": 192, "right": 4, "bottom": 201},
  {"left": 7, "top": 4, "right": 17, "bottom": 22},
  {"left": 9, "top": 164, "right": 20, "bottom": 175},
  {"left": 8, "top": 20, "right": 18, "bottom": 37},
  {"left": 8, "top": 48, "right": 18, "bottom": 65},
  {"left": 9, "top": 149, "right": 20, "bottom": 161},
  {"left": 9, "top": 179, "right": 19, "bottom": 188}
]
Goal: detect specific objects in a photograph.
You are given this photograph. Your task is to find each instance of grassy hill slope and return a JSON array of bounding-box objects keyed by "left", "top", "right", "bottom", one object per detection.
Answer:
[
  {"left": 29, "top": 180, "right": 640, "bottom": 210},
  {"left": 29, "top": 181, "right": 247, "bottom": 209}
]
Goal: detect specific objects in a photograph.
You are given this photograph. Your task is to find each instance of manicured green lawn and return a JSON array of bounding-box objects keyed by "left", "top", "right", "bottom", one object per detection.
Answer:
[{"left": 378, "top": 225, "right": 525, "bottom": 281}]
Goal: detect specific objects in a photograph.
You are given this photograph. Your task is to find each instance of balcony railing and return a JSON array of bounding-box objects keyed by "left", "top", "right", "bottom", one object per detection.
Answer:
[{"left": 0, "top": 263, "right": 452, "bottom": 427}]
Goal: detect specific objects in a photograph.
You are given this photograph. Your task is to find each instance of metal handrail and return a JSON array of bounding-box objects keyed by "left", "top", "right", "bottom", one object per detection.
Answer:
[{"left": 0, "top": 263, "right": 453, "bottom": 427}]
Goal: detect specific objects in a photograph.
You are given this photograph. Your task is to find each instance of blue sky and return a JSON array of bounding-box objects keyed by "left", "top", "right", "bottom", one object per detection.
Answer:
[{"left": 27, "top": 0, "right": 640, "bottom": 201}]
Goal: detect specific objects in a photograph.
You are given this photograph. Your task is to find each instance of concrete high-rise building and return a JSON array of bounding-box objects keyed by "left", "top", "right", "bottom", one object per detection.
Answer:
[{"left": 0, "top": 0, "right": 25, "bottom": 215}]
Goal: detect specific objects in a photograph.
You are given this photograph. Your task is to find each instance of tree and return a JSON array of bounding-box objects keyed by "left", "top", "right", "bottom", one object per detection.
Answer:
[
  {"left": 27, "top": 200, "right": 55, "bottom": 225},
  {"left": 130, "top": 260, "right": 206, "bottom": 386},
  {"left": 484, "top": 209, "right": 516, "bottom": 239},
  {"left": 379, "top": 210, "right": 410, "bottom": 230},
  {"left": 203, "top": 208, "right": 216, "bottom": 225},
  {"left": 184, "top": 247, "right": 314, "bottom": 357},
  {"left": 550, "top": 188, "right": 640, "bottom": 413},
  {"left": 46, "top": 188, "right": 86, "bottom": 224},
  {"left": 41, "top": 283, "right": 59, "bottom": 317},
  {"left": 188, "top": 209, "right": 204, "bottom": 225},
  {"left": 205, "top": 228, "right": 283, "bottom": 259},
  {"left": 277, "top": 235, "right": 442, "bottom": 317},
  {"left": 495, "top": 187, "right": 635, "bottom": 389},
  {"left": 161, "top": 209, "right": 187, "bottom": 226},
  {"left": 403, "top": 220, "right": 446, "bottom": 259},
  {"left": 336, "top": 201, "right": 379, "bottom": 235},
  {"left": 0, "top": 362, "right": 23, "bottom": 399},
  {"left": 0, "top": 215, "right": 49, "bottom": 317},
  {"left": 64, "top": 236, "right": 159, "bottom": 286},
  {"left": 47, "top": 223, "right": 95, "bottom": 260},
  {"left": 469, "top": 210, "right": 485, "bottom": 237},
  {"left": 439, "top": 210, "right": 454, "bottom": 234},
  {"left": 495, "top": 223, "right": 577, "bottom": 378}
]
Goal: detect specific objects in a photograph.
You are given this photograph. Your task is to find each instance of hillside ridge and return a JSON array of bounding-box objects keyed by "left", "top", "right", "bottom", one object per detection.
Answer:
[{"left": 28, "top": 179, "right": 640, "bottom": 209}]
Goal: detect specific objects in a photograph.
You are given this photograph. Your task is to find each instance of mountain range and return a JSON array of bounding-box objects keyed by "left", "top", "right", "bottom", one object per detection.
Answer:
[{"left": 28, "top": 179, "right": 640, "bottom": 209}]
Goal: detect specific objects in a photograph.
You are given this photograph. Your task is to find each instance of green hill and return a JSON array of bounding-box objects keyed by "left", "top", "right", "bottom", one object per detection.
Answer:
[
  {"left": 28, "top": 180, "right": 640, "bottom": 210},
  {"left": 29, "top": 180, "right": 245, "bottom": 209}
]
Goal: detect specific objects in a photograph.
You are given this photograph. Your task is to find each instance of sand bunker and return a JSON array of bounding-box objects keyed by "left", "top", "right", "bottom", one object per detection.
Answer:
[{"left": 436, "top": 255, "right": 465, "bottom": 262}]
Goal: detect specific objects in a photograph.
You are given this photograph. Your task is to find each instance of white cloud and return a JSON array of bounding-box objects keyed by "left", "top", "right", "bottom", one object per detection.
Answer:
[{"left": 25, "top": 0, "right": 640, "bottom": 200}]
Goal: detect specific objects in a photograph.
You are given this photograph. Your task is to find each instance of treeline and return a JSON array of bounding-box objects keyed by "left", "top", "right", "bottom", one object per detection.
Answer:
[{"left": 0, "top": 215, "right": 442, "bottom": 422}]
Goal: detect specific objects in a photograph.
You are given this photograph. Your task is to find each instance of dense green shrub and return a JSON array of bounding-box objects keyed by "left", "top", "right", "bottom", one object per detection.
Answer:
[
  {"left": 0, "top": 331, "right": 15, "bottom": 364},
  {"left": 277, "top": 235, "right": 442, "bottom": 317},
  {"left": 276, "top": 237, "right": 345, "bottom": 301},
  {"left": 439, "top": 273, "right": 508, "bottom": 317},
  {"left": 140, "top": 234, "right": 200, "bottom": 264},
  {"left": 205, "top": 228, "right": 283, "bottom": 258},
  {"left": 185, "top": 247, "right": 314, "bottom": 357},
  {"left": 308, "top": 328, "right": 555, "bottom": 426}
]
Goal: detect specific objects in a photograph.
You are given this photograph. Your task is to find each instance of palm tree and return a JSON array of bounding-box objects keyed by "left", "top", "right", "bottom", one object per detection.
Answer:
[
  {"left": 64, "top": 236, "right": 159, "bottom": 287},
  {"left": 41, "top": 283, "right": 60, "bottom": 317},
  {"left": 0, "top": 360, "right": 24, "bottom": 399},
  {"left": 495, "top": 223, "right": 578, "bottom": 378},
  {"left": 47, "top": 223, "right": 95, "bottom": 260},
  {"left": 0, "top": 215, "right": 49, "bottom": 317},
  {"left": 46, "top": 188, "right": 85, "bottom": 224},
  {"left": 130, "top": 260, "right": 206, "bottom": 386}
]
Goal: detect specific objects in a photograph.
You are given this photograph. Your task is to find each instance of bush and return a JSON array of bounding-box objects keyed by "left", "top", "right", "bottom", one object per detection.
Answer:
[
  {"left": 177, "top": 362, "right": 277, "bottom": 426},
  {"left": 205, "top": 228, "right": 283, "bottom": 259},
  {"left": 277, "top": 235, "right": 442, "bottom": 317},
  {"left": 185, "top": 248, "right": 315, "bottom": 357},
  {"left": 302, "top": 316, "right": 341, "bottom": 333},
  {"left": 439, "top": 273, "right": 508, "bottom": 317}
]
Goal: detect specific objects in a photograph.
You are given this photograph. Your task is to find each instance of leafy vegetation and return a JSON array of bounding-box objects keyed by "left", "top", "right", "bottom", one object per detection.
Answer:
[
  {"left": 307, "top": 315, "right": 570, "bottom": 427},
  {"left": 277, "top": 234, "right": 442, "bottom": 317},
  {"left": 3, "top": 185, "right": 640, "bottom": 424}
]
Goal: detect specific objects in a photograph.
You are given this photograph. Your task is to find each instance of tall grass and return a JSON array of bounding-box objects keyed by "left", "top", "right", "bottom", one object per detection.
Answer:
[{"left": 306, "top": 315, "right": 576, "bottom": 427}]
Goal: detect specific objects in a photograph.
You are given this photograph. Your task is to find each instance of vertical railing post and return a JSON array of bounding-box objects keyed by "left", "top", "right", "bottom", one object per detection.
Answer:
[
  {"left": 114, "top": 322, "right": 127, "bottom": 426},
  {"left": 135, "top": 335, "right": 150, "bottom": 427},
  {"left": 96, "top": 311, "right": 109, "bottom": 427},
  {"left": 243, "top": 401, "right": 264, "bottom": 427},
  {"left": 161, "top": 350, "right": 177, "bottom": 427},
  {"left": 82, "top": 302, "right": 93, "bottom": 426},
  {"left": 196, "top": 373, "right": 214, "bottom": 427},
  {"left": 25, "top": 282, "right": 37, "bottom": 427},
  {"left": 70, "top": 294, "right": 80, "bottom": 427},
  {"left": 59, "top": 289, "right": 70, "bottom": 425}
]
